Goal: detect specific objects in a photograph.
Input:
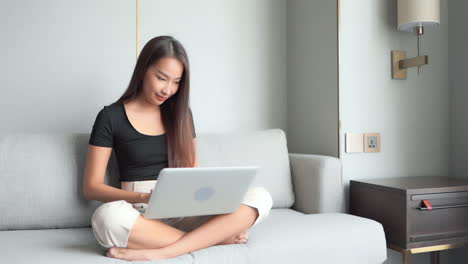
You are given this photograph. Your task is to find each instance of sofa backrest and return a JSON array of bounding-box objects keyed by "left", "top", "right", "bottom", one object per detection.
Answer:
[
  {"left": 0, "top": 129, "right": 294, "bottom": 230},
  {"left": 196, "top": 129, "right": 294, "bottom": 209},
  {"left": 0, "top": 133, "right": 110, "bottom": 230}
]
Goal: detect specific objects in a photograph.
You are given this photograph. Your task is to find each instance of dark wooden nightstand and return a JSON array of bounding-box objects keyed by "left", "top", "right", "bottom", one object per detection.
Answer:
[{"left": 350, "top": 176, "right": 468, "bottom": 264}]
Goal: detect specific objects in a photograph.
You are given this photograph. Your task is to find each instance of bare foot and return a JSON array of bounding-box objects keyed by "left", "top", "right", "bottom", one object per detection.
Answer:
[
  {"left": 106, "top": 231, "right": 250, "bottom": 260},
  {"left": 106, "top": 247, "right": 170, "bottom": 261},
  {"left": 218, "top": 230, "right": 249, "bottom": 245}
]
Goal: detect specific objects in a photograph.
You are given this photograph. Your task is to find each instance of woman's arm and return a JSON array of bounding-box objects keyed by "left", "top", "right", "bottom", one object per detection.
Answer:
[{"left": 83, "top": 145, "right": 147, "bottom": 203}]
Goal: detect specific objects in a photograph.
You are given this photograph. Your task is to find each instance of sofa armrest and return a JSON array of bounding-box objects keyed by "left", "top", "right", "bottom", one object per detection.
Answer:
[{"left": 289, "top": 153, "right": 344, "bottom": 214}]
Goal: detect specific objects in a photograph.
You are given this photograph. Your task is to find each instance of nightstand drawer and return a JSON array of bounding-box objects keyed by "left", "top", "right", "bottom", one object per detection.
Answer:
[
  {"left": 411, "top": 191, "right": 468, "bottom": 201},
  {"left": 408, "top": 192, "right": 468, "bottom": 243},
  {"left": 410, "top": 229, "right": 468, "bottom": 242}
]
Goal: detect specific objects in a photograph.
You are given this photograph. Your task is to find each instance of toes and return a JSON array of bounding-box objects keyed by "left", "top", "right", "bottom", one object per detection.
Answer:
[
  {"left": 238, "top": 238, "right": 248, "bottom": 244},
  {"left": 235, "top": 235, "right": 248, "bottom": 244},
  {"left": 239, "top": 232, "right": 249, "bottom": 243},
  {"left": 236, "top": 230, "right": 249, "bottom": 239},
  {"left": 220, "top": 232, "right": 249, "bottom": 245},
  {"left": 238, "top": 232, "right": 249, "bottom": 240}
]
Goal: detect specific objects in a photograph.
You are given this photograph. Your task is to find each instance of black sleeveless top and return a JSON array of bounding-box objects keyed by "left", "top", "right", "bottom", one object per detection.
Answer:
[{"left": 88, "top": 102, "right": 196, "bottom": 182}]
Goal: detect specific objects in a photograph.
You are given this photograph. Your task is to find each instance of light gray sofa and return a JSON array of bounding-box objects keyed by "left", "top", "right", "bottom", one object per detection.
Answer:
[{"left": 0, "top": 128, "right": 387, "bottom": 263}]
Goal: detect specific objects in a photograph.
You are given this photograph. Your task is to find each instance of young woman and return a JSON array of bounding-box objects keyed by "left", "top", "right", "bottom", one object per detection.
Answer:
[{"left": 83, "top": 35, "right": 273, "bottom": 261}]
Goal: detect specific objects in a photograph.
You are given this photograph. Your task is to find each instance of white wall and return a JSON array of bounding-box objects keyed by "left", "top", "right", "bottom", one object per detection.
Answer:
[
  {"left": 0, "top": 0, "right": 135, "bottom": 133},
  {"left": 140, "top": 0, "right": 287, "bottom": 134},
  {"left": 340, "top": 0, "right": 450, "bottom": 263},
  {"left": 1, "top": 0, "right": 287, "bottom": 137}
]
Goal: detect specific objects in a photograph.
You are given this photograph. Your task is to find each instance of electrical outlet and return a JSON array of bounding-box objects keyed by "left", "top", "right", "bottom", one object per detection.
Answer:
[
  {"left": 368, "top": 136, "right": 378, "bottom": 148},
  {"left": 364, "top": 133, "right": 381, "bottom": 153}
]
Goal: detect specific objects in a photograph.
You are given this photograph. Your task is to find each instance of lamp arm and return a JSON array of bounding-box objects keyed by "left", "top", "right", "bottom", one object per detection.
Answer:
[{"left": 399, "top": 55, "right": 428, "bottom": 69}]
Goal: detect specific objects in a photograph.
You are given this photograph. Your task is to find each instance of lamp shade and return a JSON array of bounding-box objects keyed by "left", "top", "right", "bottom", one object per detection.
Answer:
[{"left": 398, "top": 0, "right": 440, "bottom": 32}]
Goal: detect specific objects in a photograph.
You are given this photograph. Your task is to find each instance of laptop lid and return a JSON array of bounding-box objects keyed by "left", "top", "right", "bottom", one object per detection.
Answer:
[{"left": 143, "top": 166, "right": 258, "bottom": 219}]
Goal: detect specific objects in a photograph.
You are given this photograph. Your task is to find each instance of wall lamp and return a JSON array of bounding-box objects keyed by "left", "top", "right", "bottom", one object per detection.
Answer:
[{"left": 392, "top": 0, "right": 440, "bottom": 79}]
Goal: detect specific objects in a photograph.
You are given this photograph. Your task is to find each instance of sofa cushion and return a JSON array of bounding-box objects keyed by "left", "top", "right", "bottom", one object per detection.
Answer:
[
  {"left": 196, "top": 129, "right": 295, "bottom": 208},
  {"left": 192, "top": 209, "right": 387, "bottom": 263},
  {"left": 0, "top": 209, "right": 387, "bottom": 264},
  {"left": 0, "top": 227, "right": 194, "bottom": 264}
]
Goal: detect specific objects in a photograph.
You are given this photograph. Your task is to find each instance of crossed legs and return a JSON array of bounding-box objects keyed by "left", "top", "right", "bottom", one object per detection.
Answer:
[
  {"left": 107, "top": 204, "right": 259, "bottom": 261},
  {"left": 91, "top": 187, "right": 273, "bottom": 261}
]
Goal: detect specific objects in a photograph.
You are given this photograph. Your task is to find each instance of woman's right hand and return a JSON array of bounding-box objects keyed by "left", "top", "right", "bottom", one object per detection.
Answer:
[
  {"left": 141, "top": 189, "right": 153, "bottom": 204},
  {"left": 133, "top": 189, "right": 153, "bottom": 213}
]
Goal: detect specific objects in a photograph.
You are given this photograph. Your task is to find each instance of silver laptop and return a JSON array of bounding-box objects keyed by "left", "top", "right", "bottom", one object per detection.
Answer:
[{"left": 143, "top": 166, "right": 258, "bottom": 219}]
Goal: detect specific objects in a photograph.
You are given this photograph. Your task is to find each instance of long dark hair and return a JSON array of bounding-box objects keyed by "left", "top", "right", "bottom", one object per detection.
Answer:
[{"left": 115, "top": 35, "right": 195, "bottom": 168}]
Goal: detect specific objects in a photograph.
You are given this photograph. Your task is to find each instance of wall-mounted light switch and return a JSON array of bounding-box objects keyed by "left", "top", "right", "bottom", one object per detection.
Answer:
[
  {"left": 346, "top": 133, "right": 364, "bottom": 153},
  {"left": 364, "top": 133, "right": 381, "bottom": 153}
]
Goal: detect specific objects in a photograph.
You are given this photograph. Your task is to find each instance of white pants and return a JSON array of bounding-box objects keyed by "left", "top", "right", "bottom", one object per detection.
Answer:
[{"left": 91, "top": 180, "right": 273, "bottom": 249}]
